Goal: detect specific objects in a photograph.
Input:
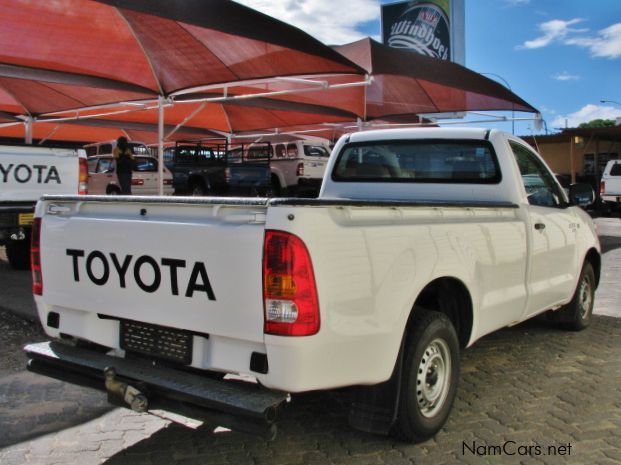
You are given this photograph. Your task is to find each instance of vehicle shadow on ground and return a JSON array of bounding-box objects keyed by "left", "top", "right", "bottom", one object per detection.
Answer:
[
  {"left": 103, "top": 315, "right": 621, "bottom": 465},
  {"left": 0, "top": 372, "right": 113, "bottom": 448}
]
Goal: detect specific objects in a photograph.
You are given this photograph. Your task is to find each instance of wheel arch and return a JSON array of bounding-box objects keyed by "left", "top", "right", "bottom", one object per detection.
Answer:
[
  {"left": 406, "top": 277, "right": 474, "bottom": 349},
  {"left": 188, "top": 174, "right": 209, "bottom": 189}
]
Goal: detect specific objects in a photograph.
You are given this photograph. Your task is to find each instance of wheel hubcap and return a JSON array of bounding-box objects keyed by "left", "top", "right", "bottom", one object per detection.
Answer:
[
  {"left": 416, "top": 338, "right": 451, "bottom": 418},
  {"left": 578, "top": 275, "right": 593, "bottom": 320}
]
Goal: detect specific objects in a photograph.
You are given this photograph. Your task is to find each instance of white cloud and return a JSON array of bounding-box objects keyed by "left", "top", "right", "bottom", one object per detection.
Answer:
[
  {"left": 551, "top": 104, "right": 621, "bottom": 128},
  {"left": 504, "top": 0, "right": 530, "bottom": 6},
  {"left": 552, "top": 71, "right": 580, "bottom": 81},
  {"left": 565, "top": 23, "right": 621, "bottom": 59},
  {"left": 234, "top": 0, "right": 380, "bottom": 45},
  {"left": 519, "top": 18, "right": 586, "bottom": 49}
]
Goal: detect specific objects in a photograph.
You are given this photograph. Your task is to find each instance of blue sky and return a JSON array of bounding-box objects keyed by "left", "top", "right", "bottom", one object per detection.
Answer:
[{"left": 238, "top": 0, "right": 621, "bottom": 135}]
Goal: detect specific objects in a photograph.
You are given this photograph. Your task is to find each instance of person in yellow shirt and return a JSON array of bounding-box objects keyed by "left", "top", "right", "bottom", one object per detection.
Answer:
[{"left": 112, "top": 136, "right": 134, "bottom": 194}]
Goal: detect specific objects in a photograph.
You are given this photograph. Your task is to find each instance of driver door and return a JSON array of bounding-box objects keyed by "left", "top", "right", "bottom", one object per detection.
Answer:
[{"left": 510, "top": 141, "right": 579, "bottom": 317}]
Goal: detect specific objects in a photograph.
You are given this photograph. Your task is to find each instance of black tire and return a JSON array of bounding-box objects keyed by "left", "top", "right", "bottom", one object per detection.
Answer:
[
  {"left": 554, "top": 262, "right": 595, "bottom": 331},
  {"left": 6, "top": 238, "right": 31, "bottom": 270},
  {"left": 106, "top": 185, "right": 121, "bottom": 195},
  {"left": 190, "top": 182, "right": 208, "bottom": 196},
  {"left": 392, "top": 309, "right": 460, "bottom": 443},
  {"left": 263, "top": 176, "right": 281, "bottom": 198}
]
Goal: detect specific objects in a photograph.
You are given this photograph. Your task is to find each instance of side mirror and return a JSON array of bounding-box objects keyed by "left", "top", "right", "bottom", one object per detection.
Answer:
[{"left": 569, "top": 183, "right": 594, "bottom": 207}]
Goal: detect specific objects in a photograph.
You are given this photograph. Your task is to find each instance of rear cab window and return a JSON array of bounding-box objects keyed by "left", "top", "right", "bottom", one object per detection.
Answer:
[
  {"left": 332, "top": 140, "right": 501, "bottom": 183},
  {"left": 611, "top": 163, "right": 621, "bottom": 176}
]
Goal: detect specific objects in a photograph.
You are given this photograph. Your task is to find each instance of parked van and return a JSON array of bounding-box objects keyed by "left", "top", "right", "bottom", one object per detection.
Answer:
[
  {"left": 84, "top": 140, "right": 151, "bottom": 158},
  {"left": 600, "top": 159, "right": 621, "bottom": 214},
  {"left": 84, "top": 141, "right": 173, "bottom": 195}
]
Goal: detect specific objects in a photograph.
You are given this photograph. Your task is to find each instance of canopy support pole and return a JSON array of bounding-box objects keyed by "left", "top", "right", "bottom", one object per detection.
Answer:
[
  {"left": 158, "top": 95, "right": 165, "bottom": 196},
  {"left": 25, "top": 116, "right": 33, "bottom": 144}
]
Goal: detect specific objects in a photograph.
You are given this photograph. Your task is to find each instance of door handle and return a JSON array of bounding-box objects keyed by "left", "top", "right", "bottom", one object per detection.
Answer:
[{"left": 534, "top": 223, "right": 546, "bottom": 230}]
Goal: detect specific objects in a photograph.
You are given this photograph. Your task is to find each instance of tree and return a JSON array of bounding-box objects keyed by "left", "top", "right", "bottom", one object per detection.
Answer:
[{"left": 578, "top": 119, "right": 616, "bottom": 128}]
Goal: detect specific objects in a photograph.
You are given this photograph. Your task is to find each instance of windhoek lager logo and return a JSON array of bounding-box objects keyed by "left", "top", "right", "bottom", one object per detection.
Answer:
[{"left": 385, "top": 2, "right": 451, "bottom": 60}]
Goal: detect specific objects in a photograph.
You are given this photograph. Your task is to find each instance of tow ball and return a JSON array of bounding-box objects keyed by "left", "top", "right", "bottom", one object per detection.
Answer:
[{"left": 104, "top": 367, "right": 149, "bottom": 413}]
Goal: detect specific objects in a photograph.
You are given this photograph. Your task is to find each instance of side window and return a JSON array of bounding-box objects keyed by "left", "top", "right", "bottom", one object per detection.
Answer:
[
  {"left": 275, "top": 144, "right": 286, "bottom": 158},
  {"left": 134, "top": 157, "right": 157, "bottom": 172},
  {"left": 510, "top": 141, "right": 563, "bottom": 207},
  {"left": 96, "top": 158, "right": 114, "bottom": 173},
  {"left": 99, "top": 143, "right": 113, "bottom": 155},
  {"left": 304, "top": 145, "right": 330, "bottom": 157},
  {"left": 287, "top": 143, "right": 299, "bottom": 158},
  {"left": 85, "top": 146, "right": 98, "bottom": 157}
]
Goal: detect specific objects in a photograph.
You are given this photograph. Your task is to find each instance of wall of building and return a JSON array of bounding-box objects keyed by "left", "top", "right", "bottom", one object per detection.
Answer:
[{"left": 526, "top": 136, "right": 621, "bottom": 178}]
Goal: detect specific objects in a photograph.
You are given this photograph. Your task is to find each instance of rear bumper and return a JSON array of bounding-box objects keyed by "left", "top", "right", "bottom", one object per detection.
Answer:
[
  {"left": 0, "top": 203, "right": 35, "bottom": 242},
  {"left": 25, "top": 341, "right": 288, "bottom": 439},
  {"left": 601, "top": 194, "right": 621, "bottom": 204}
]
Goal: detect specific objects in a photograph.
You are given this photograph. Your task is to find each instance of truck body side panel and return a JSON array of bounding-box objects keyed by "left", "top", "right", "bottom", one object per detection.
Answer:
[{"left": 259, "top": 204, "right": 528, "bottom": 391}]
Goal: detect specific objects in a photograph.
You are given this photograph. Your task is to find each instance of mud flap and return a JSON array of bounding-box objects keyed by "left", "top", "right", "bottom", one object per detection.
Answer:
[{"left": 348, "top": 337, "right": 405, "bottom": 435}]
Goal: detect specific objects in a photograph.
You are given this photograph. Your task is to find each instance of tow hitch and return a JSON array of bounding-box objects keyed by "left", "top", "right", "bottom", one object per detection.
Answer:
[
  {"left": 25, "top": 341, "right": 289, "bottom": 440},
  {"left": 104, "top": 367, "right": 148, "bottom": 413}
]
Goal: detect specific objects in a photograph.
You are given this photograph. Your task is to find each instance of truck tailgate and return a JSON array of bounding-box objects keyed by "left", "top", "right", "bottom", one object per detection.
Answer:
[
  {"left": 1, "top": 147, "right": 80, "bottom": 202},
  {"left": 38, "top": 197, "right": 268, "bottom": 344}
]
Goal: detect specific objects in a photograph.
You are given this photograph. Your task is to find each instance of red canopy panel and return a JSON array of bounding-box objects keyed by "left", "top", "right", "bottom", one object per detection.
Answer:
[
  {"left": 0, "top": 1, "right": 156, "bottom": 91},
  {"left": 0, "top": 0, "right": 364, "bottom": 120},
  {"left": 42, "top": 90, "right": 359, "bottom": 134},
  {"left": 0, "top": 77, "right": 154, "bottom": 115},
  {"left": 0, "top": 120, "right": 215, "bottom": 145},
  {"left": 334, "top": 38, "right": 538, "bottom": 116},
  {"left": 123, "top": 11, "right": 361, "bottom": 95}
]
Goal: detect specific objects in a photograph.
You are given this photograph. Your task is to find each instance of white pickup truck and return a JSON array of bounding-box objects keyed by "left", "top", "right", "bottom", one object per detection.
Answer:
[
  {"left": 0, "top": 145, "right": 87, "bottom": 269},
  {"left": 25, "top": 128, "right": 600, "bottom": 442},
  {"left": 600, "top": 159, "right": 621, "bottom": 214}
]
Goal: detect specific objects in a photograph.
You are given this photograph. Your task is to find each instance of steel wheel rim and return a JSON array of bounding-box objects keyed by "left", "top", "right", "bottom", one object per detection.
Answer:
[
  {"left": 416, "top": 338, "right": 451, "bottom": 418},
  {"left": 578, "top": 274, "right": 593, "bottom": 320}
]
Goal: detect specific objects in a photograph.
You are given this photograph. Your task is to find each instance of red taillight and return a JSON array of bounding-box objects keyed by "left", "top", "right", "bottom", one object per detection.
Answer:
[
  {"left": 78, "top": 157, "right": 88, "bottom": 195},
  {"left": 263, "top": 230, "right": 319, "bottom": 336},
  {"left": 297, "top": 162, "right": 304, "bottom": 176},
  {"left": 131, "top": 179, "right": 145, "bottom": 186},
  {"left": 31, "top": 217, "right": 43, "bottom": 295},
  {"left": 600, "top": 181, "right": 605, "bottom": 196}
]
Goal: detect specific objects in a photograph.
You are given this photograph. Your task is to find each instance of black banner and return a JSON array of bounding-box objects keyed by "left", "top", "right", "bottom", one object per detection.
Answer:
[{"left": 382, "top": 1, "right": 451, "bottom": 60}]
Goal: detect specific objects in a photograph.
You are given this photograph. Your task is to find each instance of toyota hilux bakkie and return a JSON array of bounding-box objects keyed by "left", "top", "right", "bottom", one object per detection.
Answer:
[{"left": 25, "top": 128, "right": 600, "bottom": 441}]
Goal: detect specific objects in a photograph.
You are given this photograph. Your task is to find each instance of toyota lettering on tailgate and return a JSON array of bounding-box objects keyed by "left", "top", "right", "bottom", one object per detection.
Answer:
[
  {"left": 66, "top": 249, "right": 216, "bottom": 300},
  {"left": 0, "top": 163, "right": 61, "bottom": 184}
]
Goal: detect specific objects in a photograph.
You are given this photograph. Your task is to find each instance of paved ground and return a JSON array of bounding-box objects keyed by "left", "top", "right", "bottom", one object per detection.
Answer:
[{"left": 0, "top": 217, "right": 620, "bottom": 465}]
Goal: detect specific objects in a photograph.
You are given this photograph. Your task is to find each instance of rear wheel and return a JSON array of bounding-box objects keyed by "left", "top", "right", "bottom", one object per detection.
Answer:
[
  {"left": 6, "top": 238, "right": 30, "bottom": 270},
  {"left": 392, "top": 308, "right": 460, "bottom": 443},
  {"left": 106, "top": 185, "right": 121, "bottom": 195},
  {"left": 190, "top": 182, "right": 208, "bottom": 196},
  {"left": 264, "top": 177, "right": 281, "bottom": 198}
]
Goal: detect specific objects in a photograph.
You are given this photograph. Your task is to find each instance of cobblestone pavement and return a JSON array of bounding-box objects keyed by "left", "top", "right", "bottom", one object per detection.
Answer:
[{"left": 0, "top": 217, "right": 620, "bottom": 465}]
